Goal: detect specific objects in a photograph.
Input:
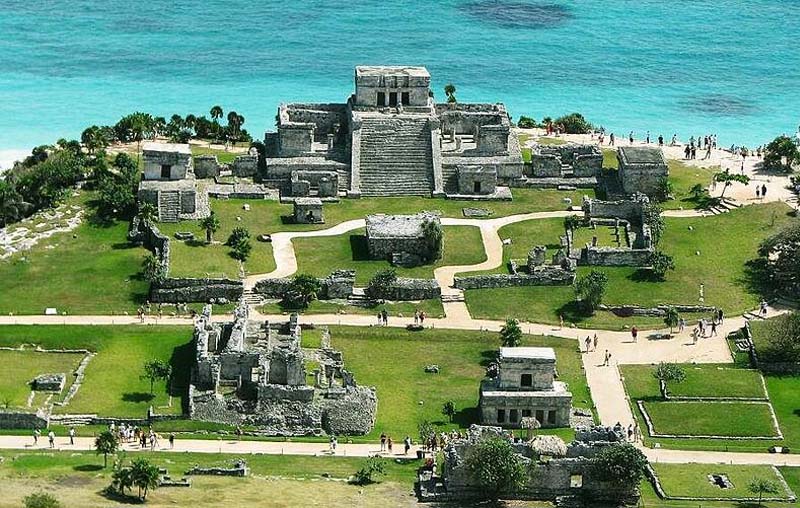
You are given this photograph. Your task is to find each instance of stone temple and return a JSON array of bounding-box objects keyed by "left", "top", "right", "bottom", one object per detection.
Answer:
[
  {"left": 189, "top": 303, "right": 376, "bottom": 436},
  {"left": 137, "top": 142, "right": 206, "bottom": 222},
  {"left": 479, "top": 347, "right": 572, "bottom": 428},
  {"left": 263, "top": 66, "right": 522, "bottom": 198},
  {"left": 365, "top": 212, "right": 440, "bottom": 267}
]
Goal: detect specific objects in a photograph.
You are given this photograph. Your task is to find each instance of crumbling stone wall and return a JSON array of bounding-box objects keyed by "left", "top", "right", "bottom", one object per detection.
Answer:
[
  {"left": 128, "top": 216, "right": 170, "bottom": 277},
  {"left": 0, "top": 410, "right": 49, "bottom": 429},
  {"left": 454, "top": 269, "right": 575, "bottom": 290},
  {"left": 194, "top": 155, "right": 221, "bottom": 179},
  {"left": 320, "top": 270, "right": 355, "bottom": 299},
  {"left": 321, "top": 387, "right": 378, "bottom": 435},
  {"left": 231, "top": 155, "right": 258, "bottom": 177},
  {"left": 150, "top": 277, "right": 243, "bottom": 303},
  {"left": 365, "top": 277, "right": 441, "bottom": 300},
  {"left": 584, "top": 246, "right": 652, "bottom": 267}
]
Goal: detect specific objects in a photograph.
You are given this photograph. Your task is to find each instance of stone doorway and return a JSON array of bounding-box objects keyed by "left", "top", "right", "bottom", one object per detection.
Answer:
[
  {"left": 389, "top": 92, "right": 398, "bottom": 107},
  {"left": 377, "top": 91, "right": 385, "bottom": 106},
  {"left": 161, "top": 164, "right": 171, "bottom": 179},
  {"left": 473, "top": 181, "right": 482, "bottom": 194},
  {"left": 402, "top": 92, "right": 410, "bottom": 105}
]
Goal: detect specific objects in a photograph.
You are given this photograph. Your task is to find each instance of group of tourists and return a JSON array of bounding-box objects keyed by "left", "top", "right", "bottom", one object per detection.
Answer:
[
  {"left": 421, "top": 429, "right": 465, "bottom": 452},
  {"left": 108, "top": 421, "right": 174, "bottom": 450},
  {"left": 32, "top": 427, "right": 62, "bottom": 448},
  {"left": 412, "top": 309, "right": 427, "bottom": 327},
  {"left": 376, "top": 432, "right": 412, "bottom": 455},
  {"left": 137, "top": 301, "right": 195, "bottom": 323},
  {"left": 612, "top": 421, "right": 639, "bottom": 442}
]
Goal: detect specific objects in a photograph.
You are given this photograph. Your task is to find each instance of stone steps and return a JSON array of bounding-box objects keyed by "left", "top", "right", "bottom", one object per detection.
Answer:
[
  {"left": 441, "top": 293, "right": 465, "bottom": 303},
  {"left": 242, "top": 289, "right": 265, "bottom": 306},
  {"left": 158, "top": 191, "right": 180, "bottom": 223}
]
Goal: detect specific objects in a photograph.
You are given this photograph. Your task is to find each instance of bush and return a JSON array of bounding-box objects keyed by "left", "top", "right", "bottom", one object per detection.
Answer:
[
  {"left": 763, "top": 135, "right": 800, "bottom": 172},
  {"left": 24, "top": 493, "right": 62, "bottom": 508},
  {"left": 366, "top": 268, "right": 397, "bottom": 299},
  {"left": 282, "top": 274, "right": 322, "bottom": 308},
  {"left": 351, "top": 456, "right": 386, "bottom": 485},
  {"left": 592, "top": 444, "right": 648, "bottom": 500},
  {"left": 642, "top": 202, "right": 665, "bottom": 245},
  {"left": 758, "top": 222, "right": 800, "bottom": 297},
  {"left": 574, "top": 270, "right": 608, "bottom": 312},
  {"left": 500, "top": 318, "right": 522, "bottom": 347},
  {"left": 753, "top": 313, "right": 800, "bottom": 365},
  {"left": 421, "top": 218, "right": 443, "bottom": 261},
  {"left": 463, "top": 436, "right": 527, "bottom": 500},
  {"left": 554, "top": 112, "right": 593, "bottom": 134},
  {"left": 517, "top": 116, "right": 537, "bottom": 129},
  {"left": 648, "top": 251, "right": 675, "bottom": 280}
]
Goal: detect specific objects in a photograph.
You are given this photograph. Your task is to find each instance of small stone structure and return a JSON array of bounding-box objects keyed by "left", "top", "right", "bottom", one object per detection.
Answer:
[
  {"left": 420, "top": 425, "right": 639, "bottom": 504},
  {"left": 364, "top": 277, "right": 441, "bottom": 301},
  {"left": 31, "top": 373, "right": 66, "bottom": 392},
  {"left": 365, "top": 212, "right": 440, "bottom": 266},
  {"left": 137, "top": 142, "right": 207, "bottom": 222},
  {"left": 575, "top": 194, "right": 654, "bottom": 267},
  {"left": 189, "top": 304, "right": 376, "bottom": 435},
  {"left": 526, "top": 143, "right": 602, "bottom": 188},
  {"left": 479, "top": 347, "right": 572, "bottom": 428},
  {"left": 293, "top": 197, "right": 324, "bottom": 224},
  {"left": 185, "top": 459, "right": 249, "bottom": 477},
  {"left": 617, "top": 146, "right": 669, "bottom": 196}
]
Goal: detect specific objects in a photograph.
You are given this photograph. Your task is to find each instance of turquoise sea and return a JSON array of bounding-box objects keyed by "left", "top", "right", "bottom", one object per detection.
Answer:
[{"left": 1, "top": 0, "right": 799, "bottom": 164}]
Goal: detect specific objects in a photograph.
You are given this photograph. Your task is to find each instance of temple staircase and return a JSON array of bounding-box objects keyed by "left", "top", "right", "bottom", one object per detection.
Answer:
[
  {"left": 358, "top": 116, "right": 434, "bottom": 196},
  {"left": 158, "top": 191, "right": 180, "bottom": 222}
]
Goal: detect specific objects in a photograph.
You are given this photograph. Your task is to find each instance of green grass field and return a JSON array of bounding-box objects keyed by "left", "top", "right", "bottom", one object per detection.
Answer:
[
  {"left": 293, "top": 226, "right": 486, "bottom": 285},
  {"left": 651, "top": 463, "right": 792, "bottom": 500},
  {"left": 328, "top": 325, "right": 592, "bottom": 441},
  {"left": 572, "top": 223, "right": 626, "bottom": 248},
  {"left": 0, "top": 350, "right": 85, "bottom": 408},
  {"left": 190, "top": 145, "right": 242, "bottom": 164},
  {"left": 465, "top": 202, "right": 793, "bottom": 329},
  {"left": 621, "top": 364, "right": 767, "bottom": 400},
  {"left": 258, "top": 298, "right": 445, "bottom": 319},
  {"left": 640, "top": 400, "right": 779, "bottom": 438},
  {"left": 0, "top": 326, "right": 190, "bottom": 418}
]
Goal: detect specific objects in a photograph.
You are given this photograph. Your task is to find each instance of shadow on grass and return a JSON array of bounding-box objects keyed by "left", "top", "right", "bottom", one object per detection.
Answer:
[
  {"left": 185, "top": 239, "right": 209, "bottom": 248},
  {"left": 99, "top": 488, "right": 143, "bottom": 505},
  {"left": 169, "top": 341, "right": 195, "bottom": 414},
  {"left": 740, "top": 258, "right": 777, "bottom": 301},
  {"left": 74, "top": 464, "right": 103, "bottom": 472},
  {"left": 627, "top": 268, "right": 661, "bottom": 283},
  {"left": 479, "top": 350, "right": 498, "bottom": 368},
  {"left": 452, "top": 407, "right": 479, "bottom": 428},
  {"left": 556, "top": 301, "right": 593, "bottom": 325},
  {"left": 349, "top": 235, "right": 370, "bottom": 261},
  {"left": 280, "top": 215, "right": 295, "bottom": 225},
  {"left": 111, "top": 242, "right": 139, "bottom": 251},
  {"left": 121, "top": 392, "right": 155, "bottom": 403}
]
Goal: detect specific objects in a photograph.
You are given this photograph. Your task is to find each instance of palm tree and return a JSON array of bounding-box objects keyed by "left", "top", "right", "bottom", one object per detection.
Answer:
[
  {"left": 185, "top": 114, "right": 197, "bottom": 136},
  {"left": 130, "top": 458, "right": 160, "bottom": 501},
  {"left": 94, "top": 430, "right": 119, "bottom": 468},
  {"left": 200, "top": 212, "right": 220, "bottom": 243},
  {"left": 227, "top": 110, "right": 243, "bottom": 145},
  {"left": 664, "top": 307, "right": 680, "bottom": 334},
  {"left": 152, "top": 116, "right": 166, "bottom": 138},
  {"left": 138, "top": 202, "right": 158, "bottom": 224},
  {"left": 210, "top": 105, "right": 223, "bottom": 123},
  {"left": 444, "top": 83, "right": 457, "bottom": 104}
]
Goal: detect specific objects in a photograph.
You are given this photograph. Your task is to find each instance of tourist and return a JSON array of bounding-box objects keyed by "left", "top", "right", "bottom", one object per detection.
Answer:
[
  {"left": 380, "top": 432, "right": 387, "bottom": 452},
  {"left": 628, "top": 131, "right": 634, "bottom": 144},
  {"left": 704, "top": 144, "right": 712, "bottom": 160},
  {"left": 420, "top": 311, "right": 426, "bottom": 325},
  {"left": 627, "top": 424, "right": 633, "bottom": 441},
  {"left": 329, "top": 435, "right": 337, "bottom": 452},
  {"left": 559, "top": 314, "right": 564, "bottom": 329},
  {"left": 609, "top": 133, "right": 615, "bottom": 146},
  {"left": 631, "top": 326, "right": 638, "bottom": 343},
  {"left": 684, "top": 145, "right": 691, "bottom": 160},
  {"left": 69, "top": 427, "right": 75, "bottom": 445},
  {"left": 762, "top": 184, "right": 767, "bottom": 199},
  {"left": 48, "top": 430, "right": 55, "bottom": 448},
  {"left": 387, "top": 436, "right": 393, "bottom": 454},
  {"left": 691, "top": 145, "right": 697, "bottom": 159},
  {"left": 760, "top": 300, "right": 769, "bottom": 316},
  {"left": 710, "top": 319, "right": 718, "bottom": 337},
  {"left": 381, "top": 309, "right": 388, "bottom": 326},
  {"left": 678, "top": 318, "right": 686, "bottom": 333},
  {"left": 756, "top": 187, "right": 760, "bottom": 199},
  {"left": 692, "top": 327, "right": 699, "bottom": 344},
  {"left": 593, "top": 333, "right": 598, "bottom": 352},
  {"left": 698, "top": 319, "right": 705, "bottom": 337},
  {"left": 413, "top": 310, "right": 419, "bottom": 326},
  {"left": 236, "top": 425, "right": 242, "bottom": 440},
  {"left": 658, "top": 134, "right": 664, "bottom": 146},
  {"left": 718, "top": 308, "right": 724, "bottom": 324},
  {"left": 169, "top": 433, "right": 175, "bottom": 449},
  {"left": 404, "top": 435, "right": 411, "bottom": 455},
  {"left": 584, "top": 336, "right": 591, "bottom": 353},
  {"left": 376, "top": 312, "right": 382, "bottom": 326},
  {"left": 603, "top": 350, "right": 611, "bottom": 367},
  {"left": 33, "top": 428, "right": 40, "bottom": 445}
]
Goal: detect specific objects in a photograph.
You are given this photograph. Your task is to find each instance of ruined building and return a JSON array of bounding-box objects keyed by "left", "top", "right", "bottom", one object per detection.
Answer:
[
  {"left": 365, "top": 212, "right": 441, "bottom": 267},
  {"left": 137, "top": 143, "right": 207, "bottom": 222},
  {"left": 189, "top": 304, "right": 377, "bottom": 435},
  {"left": 479, "top": 347, "right": 572, "bottom": 428},
  {"left": 262, "top": 66, "right": 523, "bottom": 199}
]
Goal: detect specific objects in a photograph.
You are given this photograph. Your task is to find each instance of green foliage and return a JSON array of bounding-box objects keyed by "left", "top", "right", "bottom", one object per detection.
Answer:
[
  {"left": 563, "top": 214, "right": 582, "bottom": 232},
  {"left": 554, "top": 112, "right": 593, "bottom": 134},
  {"left": 352, "top": 456, "right": 387, "bottom": 485},
  {"left": 23, "top": 492, "right": 62, "bottom": 508},
  {"left": 714, "top": 169, "right": 751, "bottom": 199},
  {"left": 366, "top": 268, "right": 398, "bottom": 299},
  {"left": 0, "top": 180, "right": 28, "bottom": 226},
  {"left": 95, "top": 430, "right": 119, "bottom": 468},
  {"left": 654, "top": 176, "right": 674, "bottom": 202},
  {"left": 642, "top": 202, "right": 665, "bottom": 245},
  {"left": 140, "top": 359, "right": 172, "bottom": 394},
  {"left": 226, "top": 226, "right": 250, "bottom": 246},
  {"left": 199, "top": 211, "right": 221, "bottom": 243},
  {"left": 129, "top": 457, "right": 160, "bottom": 500},
  {"left": 763, "top": 135, "right": 800, "bottom": 172},
  {"left": 464, "top": 436, "right": 527, "bottom": 500},
  {"left": 442, "top": 400, "right": 456, "bottom": 422},
  {"left": 648, "top": 251, "right": 675, "bottom": 280},
  {"left": 748, "top": 477, "right": 780, "bottom": 506},
  {"left": 13, "top": 149, "right": 84, "bottom": 211},
  {"left": 227, "top": 226, "right": 252, "bottom": 261},
  {"left": 97, "top": 153, "right": 140, "bottom": 219},
  {"left": 421, "top": 218, "right": 443, "bottom": 261},
  {"left": 141, "top": 254, "right": 166, "bottom": 284},
  {"left": 283, "top": 273, "right": 322, "bottom": 309},
  {"left": 652, "top": 362, "right": 686, "bottom": 399},
  {"left": 574, "top": 270, "right": 608, "bottom": 312},
  {"left": 500, "top": 318, "right": 523, "bottom": 347},
  {"left": 751, "top": 312, "right": 800, "bottom": 364},
  {"left": 689, "top": 183, "right": 708, "bottom": 200},
  {"left": 593, "top": 444, "right": 648, "bottom": 498},
  {"left": 517, "top": 116, "right": 537, "bottom": 128},
  {"left": 137, "top": 202, "right": 158, "bottom": 224},
  {"left": 759, "top": 222, "right": 800, "bottom": 298},
  {"left": 664, "top": 306, "right": 680, "bottom": 333},
  {"left": 444, "top": 83, "right": 457, "bottom": 103},
  {"left": 418, "top": 420, "right": 435, "bottom": 448}
]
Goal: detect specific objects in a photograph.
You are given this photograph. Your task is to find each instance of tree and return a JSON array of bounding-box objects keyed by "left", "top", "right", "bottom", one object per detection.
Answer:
[
  {"left": 444, "top": 83, "right": 457, "bottom": 103},
  {"left": 138, "top": 202, "right": 158, "bottom": 225},
  {"left": 421, "top": 218, "right": 443, "bottom": 261},
  {"left": 199, "top": 212, "right": 220, "bottom": 243},
  {"left": 418, "top": 420, "right": 435, "bottom": 451},
  {"left": 592, "top": 444, "right": 648, "bottom": 501},
  {"left": 366, "top": 268, "right": 397, "bottom": 299},
  {"left": 352, "top": 456, "right": 386, "bottom": 485},
  {"left": 226, "top": 226, "right": 250, "bottom": 246},
  {"left": 23, "top": 493, "right": 62, "bottom": 508},
  {"left": 142, "top": 254, "right": 166, "bottom": 283},
  {"left": 714, "top": 169, "right": 750, "bottom": 200},
  {"left": 230, "top": 237, "right": 252, "bottom": 262},
  {"left": 442, "top": 400, "right": 456, "bottom": 422},
  {"left": 554, "top": 112, "right": 593, "bottom": 134},
  {"left": 0, "top": 181, "right": 28, "bottom": 226},
  {"left": 500, "top": 318, "right": 523, "bottom": 347},
  {"left": 95, "top": 430, "right": 119, "bottom": 468},
  {"left": 574, "top": 270, "right": 608, "bottom": 312},
  {"left": 97, "top": 152, "right": 140, "bottom": 219},
  {"left": 763, "top": 135, "right": 800, "bottom": 172},
  {"left": 748, "top": 477, "right": 780, "bottom": 506},
  {"left": 283, "top": 273, "right": 322, "bottom": 309},
  {"left": 129, "top": 457, "right": 160, "bottom": 501},
  {"left": 210, "top": 105, "right": 223, "bottom": 124},
  {"left": 140, "top": 359, "right": 172, "bottom": 394},
  {"left": 759, "top": 221, "right": 800, "bottom": 297},
  {"left": 642, "top": 202, "right": 665, "bottom": 245},
  {"left": 463, "top": 436, "right": 527, "bottom": 500},
  {"left": 652, "top": 362, "right": 686, "bottom": 399},
  {"left": 227, "top": 110, "right": 244, "bottom": 144},
  {"left": 664, "top": 307, "right": 680, "bottom": 334},
  {"left": 517, "top": 116, "right": 537, "bottom": 129},
  {"left": 648, "top": 251, "right": 675, "bottom": 280},
  {"left": 563, "top": 214, "right": 582, "bottom": 233},
  {"left": 654, "top": 176, "right": 674, "bottom": 202}
]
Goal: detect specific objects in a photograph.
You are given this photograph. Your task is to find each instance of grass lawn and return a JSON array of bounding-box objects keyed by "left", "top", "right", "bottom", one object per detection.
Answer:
[
  {"left": 468, "top": 217, "right": 565, "bottom": 276},
  {"left": 293, "top": 226, "right": 486, "bottom": 285},
  {"left": 603, "top": 149, "right": 618, "bottom": 169},
  {"left": 329, "top": 326, "right": 592, "bottom": 441},
  {"left": 190, "top": 145, "right": 242, "bottom": 164},
  {"left": 465, "top": 202, "right": 794, "bottom": 329},
  {"left": 621, "top": 364, "right": 767, "bottom": 400},
  {"left": 0, "top": 350, "right": 85, "bottom": 408},
  {"left": 572, "top": 224, "right": 626, "bottom": 248},
  {"left": 0, "top": 326, "right": 191, "bottom": 418},
  {"left": 661, "top": 159, "right": 719, "bottom": 211},
  {"left": 650, "top": 463, "right": 792, "bottom": 500},
  {"left": 0, "top": 450, "right": 420, "bottom": 508},
  {"left": 640, "top": 400, "right": 779, "bottom": 438},
  {"left": 258, "top": 298, "right": 445, "bottom": 319}
]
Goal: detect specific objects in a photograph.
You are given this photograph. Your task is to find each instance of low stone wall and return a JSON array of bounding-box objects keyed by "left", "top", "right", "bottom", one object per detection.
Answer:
[
  {"left": 253, "top": 278, "right": 292, "bottom": 298},
  {"left": 321, "top": 387, "right": 377, "bottom": 435},
  {"left": 584, "top": 246, "right": 652, "bottom": 267},
  {"left": 231, "top": 155, "right": 258, "bottom": 177},
  {"left": 253, "top": 271, "right": 355, "bottom": 300},
  {"left": 454, "top": 269, "right": 575, "bottom": 290},
  {"left": 128, "top": 216, "right": 170, "bottom": 277},
  {"left": 0, "top": 410, "right": 48, "bottom": 429},
  {"left": 365, "top": 278, "right": 441, "bottom": 301},
  {"left": 583, "top": 196, "right": 647, "bottom": 224},
  {"left": 150, "top": 277, "right": 243, "bottom": 304},
  {"left": 601, "top": 303, "right": 717, "bottom": 318}
]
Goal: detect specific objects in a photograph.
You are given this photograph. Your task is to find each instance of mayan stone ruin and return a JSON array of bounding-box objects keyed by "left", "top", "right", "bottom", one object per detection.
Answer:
[
  {"left": 189, "top": 303, "right": 377, "bottom": 436},
  {"left": 137, "top": 142, "right": 208, "bottom": 222},
  {"left": 365, "top": 212, "right": 441, "bottom": 267}
]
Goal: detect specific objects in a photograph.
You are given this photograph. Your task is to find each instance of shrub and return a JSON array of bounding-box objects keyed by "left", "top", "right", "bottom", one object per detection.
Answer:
[
  {"left": 226, "top": 226, "right": 250, "bottom": 247},
  {"left": 763, "top": 135, "right": 800, "bottom": 172},
  {"left": 642, "top": 202, "right": 665, "bottom": 245},
  {"left": 24, "top": 492, "right": 62, "bottom": 508},
  {"left": 463, "top": 436, "right": 528, "bottom": 500},
  {"left": 574, "top": 270, "right": 608, "bottom": 312},
  {"left": 592, "top": 444, "right": 648, "bottom": 500},
  {"left": 352, "top": 456, "right": 386, "bottom": 485},
  {"left": 421, "top": 218, "right": 443, "bottom": 261},
  {"left": 442, "top": 400, "right": 457, "bottom": 422},
  {"left": 500, "top": 318, "right": 523, "bottom": 347},
  {"left": 554, "top": 112, "right": 593, "bottom": 134},
  {"left": 648, "top": 251, "right": 675, "bottom": 280},
  {"left": 517, "top": 116, "right": 537, "bottom": 129},
  {"left": 282, "top": 274, "right": 322, "bottom": 309},
  {"left": 366, "top": 268, "right": 397, "bottom": 299},
  {"left": 758, "top": 222, "right": 800, "bottom": 297}
]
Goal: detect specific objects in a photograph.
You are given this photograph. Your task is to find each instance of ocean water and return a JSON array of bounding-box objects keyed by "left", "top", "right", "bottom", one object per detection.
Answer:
[{"left": 1, "top": 0, "right": 799, "bottom": 166}]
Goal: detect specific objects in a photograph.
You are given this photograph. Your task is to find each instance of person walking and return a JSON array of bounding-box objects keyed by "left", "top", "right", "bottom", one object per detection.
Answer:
[
  {"left": 169, "top": 433, "right": 175, "bottom": 449},
  {"left": 678, "top": 318, "right": 686, "bottom": 333},
  {"left": 718, "top": 308, "right": 724, "bottom": 324},
  {"left": 584, "top": 336, "right": 591, "bottom": 353},
  {"left": 380, "top": 432, "right": 387, "bottom": 452},
  {"left": 329, "top": 435, "right": 337, "bottom": 453},
  {"left": 609, "top": 133, "right": 615, "bottom": 146},
  {"left": 762, "top": 184, "right": 767, "bottom": 199},
  {"left": 404, "top": 435, "right": 411, "bottom": 455},
  {"left": 419, "top": 311, "right": 426, "bottom": 326},
  {"left": 387, "top": 436, "right": 393, "bottom": 454},
  {"left": 69, "top": 427, "right": 75, "bottom": 445},
  {"left": 559, "top": 314, "right": 564, "bottom": 329},
  {"left": 603, "top": 350, "right": 611, "bottom": 367},
  {"left": 48, "top": 430, "right": 55, "bottom": 449},
  {"left": 33, "top": 428, "right": 40, "bottom": 446},
  {"left": 756, "top": 186, "right": 761, "bottom": 199},
  {"left": 631, "top": 326, "right": 638, "bottom": 343},
  {"left": 593, "top": 333, "right": 598, "bottom": 352}
]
